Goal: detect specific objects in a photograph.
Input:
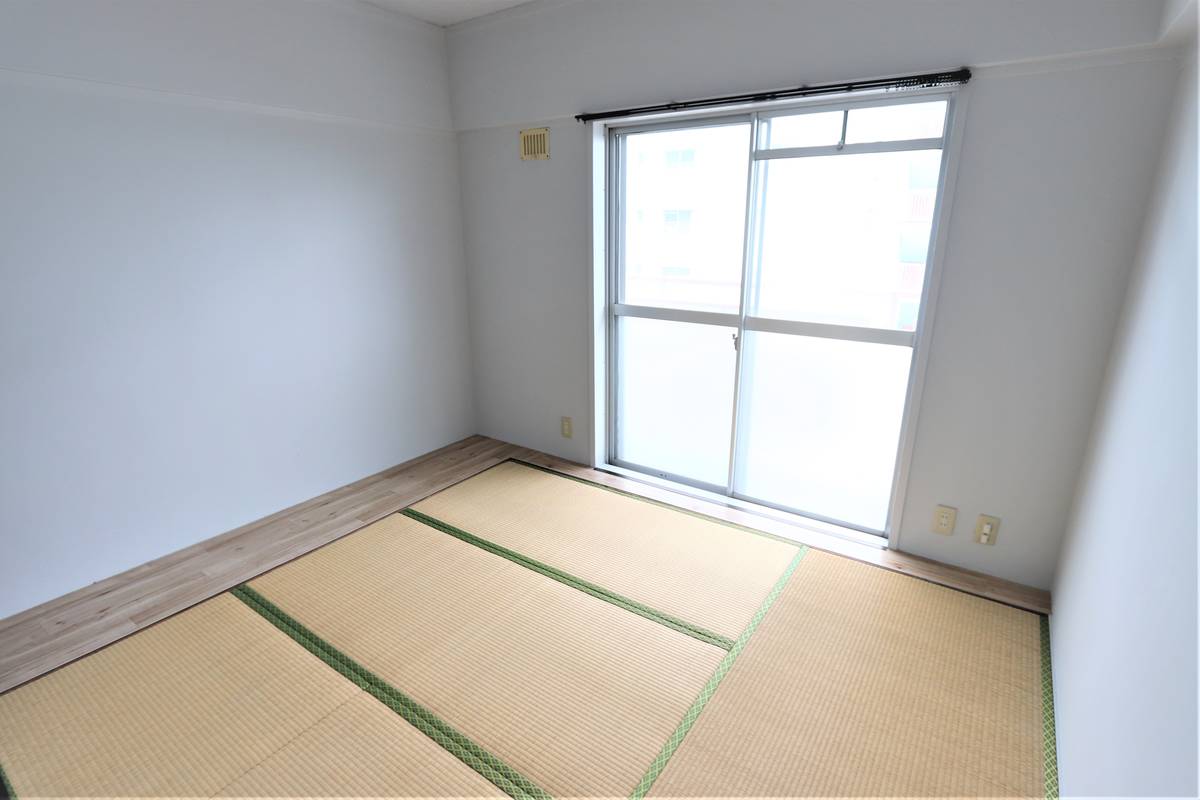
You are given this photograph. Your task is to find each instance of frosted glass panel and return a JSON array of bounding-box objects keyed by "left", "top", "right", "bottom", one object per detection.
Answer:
[
  {"left": 758, "top": 110, "right": 843, "bottom": 149},
  {"left": 616, "top": 317, "right": 735, "bottom": 486},
  {"left": 622, "top": 124, "right": 750, "bottom": 313},
  {"left": 845, "top": 101, "right": 946, "bottom": 144},
  {"left": 750, "top": 149, "right": 941, "bottom": 331},
  {"left": 734, "top": 333, "right": 912, "bottom": 531}
]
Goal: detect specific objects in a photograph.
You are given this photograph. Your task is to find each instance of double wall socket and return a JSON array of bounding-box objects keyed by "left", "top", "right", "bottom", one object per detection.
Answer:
[
  {"left": 932, "top": 505, "right": 957, "bottom": 535},
  {"left": 560, "top": 416, "right": 573, "bottom": 439}
]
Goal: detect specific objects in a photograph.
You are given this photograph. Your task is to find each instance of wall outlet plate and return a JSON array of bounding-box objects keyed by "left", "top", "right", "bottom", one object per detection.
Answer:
[
  {"left": 560, "top": 416, "right": 573, "bottom": 439},
  {"left": 975, "top": 514, "right": 1001, "bottom": 545},
  {"left": 932, "top": 505, "right": 957, "bottom": 535}
]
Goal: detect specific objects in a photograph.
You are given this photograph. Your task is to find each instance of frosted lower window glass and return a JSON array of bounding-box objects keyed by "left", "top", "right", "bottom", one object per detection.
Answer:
[
  {"left": 734, "top": 332, "right": 912, "bottom": 530},
  {"left": 616, "top": 317, "right": 735, "bottom": 486}
]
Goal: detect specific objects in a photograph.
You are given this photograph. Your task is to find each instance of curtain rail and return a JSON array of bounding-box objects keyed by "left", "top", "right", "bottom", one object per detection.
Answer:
[{"left": 575, "top": 67, "right": 970, "bottom": 123}]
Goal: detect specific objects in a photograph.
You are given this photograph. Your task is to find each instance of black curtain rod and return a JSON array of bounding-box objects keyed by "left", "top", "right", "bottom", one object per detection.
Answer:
[{"left": 575, "top": 67, "right": 971, "bottom": 123}]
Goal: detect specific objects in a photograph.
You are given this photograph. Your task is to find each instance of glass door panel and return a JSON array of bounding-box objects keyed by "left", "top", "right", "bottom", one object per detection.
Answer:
[
  {"left": 621, "top": 123, "right": 750, "bottom": 313},
  {"left": 615, "top": 317, "right": 736, "bottom": 487},
  {"left": 733, "top": 332, "right": 913, "bottom": 531},
  {"left": 749, "top": 149, "right": 942, "bottom": 331}
]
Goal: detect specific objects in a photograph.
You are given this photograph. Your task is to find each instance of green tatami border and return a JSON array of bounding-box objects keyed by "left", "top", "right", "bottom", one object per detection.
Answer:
[
  {"left": 510, "top": 458, "right": 807, "bottom": 550},
  {"left": 231, "top": 584, "right": 551, "bottom": 800},
  {"left": 0, "top": 760, "right": 16, "bottom": 799},
  {"left": 629, "top": 545, "right": 808, "bottom": 799},
  {"left": 402, "top": 508, "right": 735, "bottom": 651},
  {"left": 1040, "top": 615, "right": 1060, "bottom": 800}
]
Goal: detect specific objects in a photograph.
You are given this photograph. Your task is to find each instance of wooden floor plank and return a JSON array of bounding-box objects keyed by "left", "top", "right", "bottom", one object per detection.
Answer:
[
  {"left": 0, "top": 435, "right": 1050, "bottom": 694},
  {"left": 0, "top": 435, "right": 516, "bottom": 693}
]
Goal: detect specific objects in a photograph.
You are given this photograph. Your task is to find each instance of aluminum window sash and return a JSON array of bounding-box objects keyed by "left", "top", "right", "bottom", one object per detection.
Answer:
[
  {"left": 613, "top": 304, "right": 917, "bottom": 348},
  {"left": 611, "top": 303, "right": 739, "bottom": 328},
  {"left": 744, "top": 317, "right": 915, "bottom": 347},
  {"left": 755, "top": 137, "right": 943, "bottom": 161},
  {"left": 603, "top": 87, "right": 955, "bottom": 138},
  {"left": 754, "top": 89, "right": 954, "bottom": 121}
]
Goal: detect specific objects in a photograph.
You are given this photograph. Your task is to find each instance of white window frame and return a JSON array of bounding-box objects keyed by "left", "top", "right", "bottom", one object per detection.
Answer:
[{"left": 587, "top": 84, "right": 972, "bottom": 550}]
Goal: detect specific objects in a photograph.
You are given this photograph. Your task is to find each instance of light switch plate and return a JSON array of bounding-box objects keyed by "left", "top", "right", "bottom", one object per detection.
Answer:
[
  {"left": 975, "top": 514, "right": 1000, "bottom": 545},
  {"left": 932, "top": 505, "right": 957, "bottom": 535}
]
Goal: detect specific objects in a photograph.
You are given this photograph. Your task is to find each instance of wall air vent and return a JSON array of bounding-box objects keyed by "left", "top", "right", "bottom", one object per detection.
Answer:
[{"left": 519, "top": 127, "right": 550, "bottom": 160}]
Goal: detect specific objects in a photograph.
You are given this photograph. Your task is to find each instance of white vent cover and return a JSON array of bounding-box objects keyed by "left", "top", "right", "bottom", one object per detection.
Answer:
[{"left": 519, "top": 127, "right": 549, "bottom": 160}]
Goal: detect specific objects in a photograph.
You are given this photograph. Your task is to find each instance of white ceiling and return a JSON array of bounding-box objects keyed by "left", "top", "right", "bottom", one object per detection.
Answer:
[{"left": 367, "top": 0, "right": 538, "bottom": 27}]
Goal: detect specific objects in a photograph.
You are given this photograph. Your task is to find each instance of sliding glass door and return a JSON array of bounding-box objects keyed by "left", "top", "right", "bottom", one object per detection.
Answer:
[{"left": 609, "top": 94, "right": 953, "bottom": 534}]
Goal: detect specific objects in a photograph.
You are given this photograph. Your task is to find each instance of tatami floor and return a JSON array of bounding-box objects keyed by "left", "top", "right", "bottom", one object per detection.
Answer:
[
  {"left": 0, "top": 455, "right": 1056, "bottom": 798},
  {"left": 0, "top": 438, "right": 1051, "bottom": 700}
]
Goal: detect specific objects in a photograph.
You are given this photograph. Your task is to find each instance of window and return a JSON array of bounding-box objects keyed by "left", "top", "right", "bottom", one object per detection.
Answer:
[
  {"left": 665, "top": 148, "right": 695, "bottom": 166},
  {"left": 606, "top": 94, "right": 956, "bottom": 535},
  {"left": 662, "top": 209, "right": 692, "bottom": 231}
]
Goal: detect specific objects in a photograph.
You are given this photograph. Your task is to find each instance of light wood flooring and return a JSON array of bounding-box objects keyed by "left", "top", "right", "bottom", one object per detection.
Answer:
[{"left": 0, "top": 435, "right": 1050, "bottom": 694}]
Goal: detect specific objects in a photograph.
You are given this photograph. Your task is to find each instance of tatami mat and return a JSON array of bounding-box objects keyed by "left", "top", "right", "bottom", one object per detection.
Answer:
[
  {"left": 0, "top": 593, "right": 502, "bottom": 798},
  {"left": 217, "top": 693, "right": 506, "bottom": 798},
  {"left": 249, "top": 513, "right": 729, "bottom": 799},
  {"left": 647, "top": 548, "right": 1046, "bottom": 798},
  {"left": 412, "top": 460, "right": 800, "bottom": 642},
  {"left": 0, "top": 460, "right": 1053, "bottom": 799},
  {"left": 0, "top": 594, "right": 354, "bottom": 797}
]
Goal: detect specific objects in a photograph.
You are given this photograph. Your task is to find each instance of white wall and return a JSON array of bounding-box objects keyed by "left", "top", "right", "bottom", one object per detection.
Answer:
[
  {"left": 1050, "top": 51, "right": 1197, "bottom": 798},
  {"left": 448, "top": 0, "right": 1179, "bottom": 588},
  {"left": 447, "top": 0, "right": 1164, "bottom": 131},
  {"left": 898, "top": 56, "right": 1180, "bottom": 588},
  {"left": 0, "top": 0, "right": 474, "bottom": 619}
]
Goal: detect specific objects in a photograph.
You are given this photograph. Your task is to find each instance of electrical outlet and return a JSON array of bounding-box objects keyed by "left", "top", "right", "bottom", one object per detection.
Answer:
[
  {"left": 560, "top": 416, "right": 573, "bottom": 439},
  {"left": 932, "top": 505, "right": 957, "bottom": 535},
  {"left": 975, "top": 514, "right": 1000, "bottom": 545}
]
